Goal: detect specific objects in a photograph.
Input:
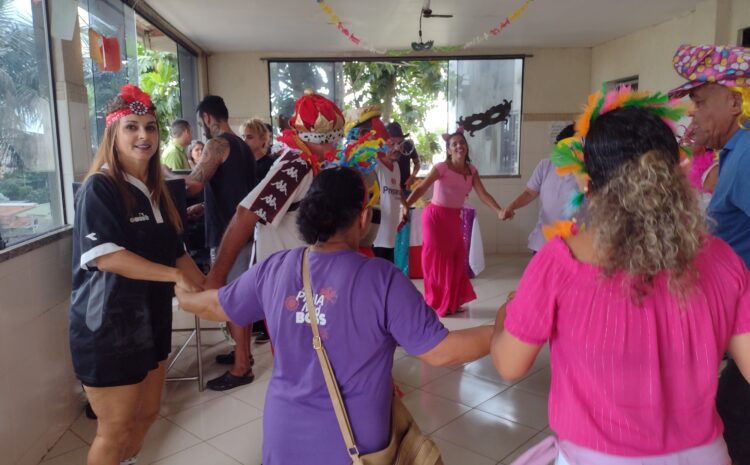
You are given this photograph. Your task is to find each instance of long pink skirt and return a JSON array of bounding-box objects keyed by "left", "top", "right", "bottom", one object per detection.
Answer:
[{"left": 421, "top": 203, "right": 476, "bottom": 316}]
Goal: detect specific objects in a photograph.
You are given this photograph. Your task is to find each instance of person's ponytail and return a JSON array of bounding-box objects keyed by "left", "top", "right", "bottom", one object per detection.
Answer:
[{"left": 588, "top": 150, "right": 705, "bottom": 299}]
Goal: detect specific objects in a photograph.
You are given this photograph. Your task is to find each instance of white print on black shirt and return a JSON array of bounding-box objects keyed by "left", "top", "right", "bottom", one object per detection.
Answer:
[
  {"left": 129, "top": 212, "right": 150, "bottom": 223},
  {"left": 85, "top": 232, "right": 98, "bottom": 241}
]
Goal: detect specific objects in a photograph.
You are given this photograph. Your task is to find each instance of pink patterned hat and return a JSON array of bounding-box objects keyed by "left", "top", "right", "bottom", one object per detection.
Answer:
[{"left": 668, "top": 44, "right": 750, "bottom": 98}]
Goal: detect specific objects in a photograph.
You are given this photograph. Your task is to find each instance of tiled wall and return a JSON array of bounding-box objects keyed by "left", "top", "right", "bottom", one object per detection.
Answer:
[{"left": 0, "top": 235, "right": 83, "bottom": 465}]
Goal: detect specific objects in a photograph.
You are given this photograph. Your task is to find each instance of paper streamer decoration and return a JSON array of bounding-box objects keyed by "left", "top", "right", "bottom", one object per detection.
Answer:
[
  {"left": 316, "top": 0, "right": 533, "bottom": 55},
  {"left": 317, "top": 0, "right": 386, "bottom": 54}
]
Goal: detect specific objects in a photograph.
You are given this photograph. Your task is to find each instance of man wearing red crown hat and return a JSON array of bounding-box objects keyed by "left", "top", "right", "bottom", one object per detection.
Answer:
[
  {"left": 204, "top": 89, "right": 344, "bottom": 296},
  {"left": 669, "top": 43, "right": 750, "bottom": 465}
]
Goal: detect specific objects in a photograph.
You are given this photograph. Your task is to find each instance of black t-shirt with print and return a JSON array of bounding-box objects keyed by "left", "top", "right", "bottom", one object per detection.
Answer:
[
  {"left": 70, "top": 173, "right": 184, "bottom": 386},
  {"left": 396, "top": 139, "right": 419, "bottom": 190}
]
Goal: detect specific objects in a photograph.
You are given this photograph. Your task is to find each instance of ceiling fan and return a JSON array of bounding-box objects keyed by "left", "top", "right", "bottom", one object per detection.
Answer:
[
  {"left": 421, "top": 0, "right": 453, "bottom": 19},
  {"left": 411, "top": 0, "right": 453, "bottom": 51}
]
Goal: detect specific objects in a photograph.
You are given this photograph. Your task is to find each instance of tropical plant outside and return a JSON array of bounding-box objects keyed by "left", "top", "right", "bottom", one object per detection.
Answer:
[
  {"left": 269, "top": 60, "right": 447, "bottom": 163},
  {"left": 137, "top": 41, "right": 182, "bottom": 145},
  {"left": 0, "top": 0, "right": 60, "bottom": 248}
]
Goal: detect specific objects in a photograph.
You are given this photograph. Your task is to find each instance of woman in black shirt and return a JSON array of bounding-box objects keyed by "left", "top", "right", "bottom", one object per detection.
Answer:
[{"left": 70, "top": 85, "right": 204, "bottom": 465}]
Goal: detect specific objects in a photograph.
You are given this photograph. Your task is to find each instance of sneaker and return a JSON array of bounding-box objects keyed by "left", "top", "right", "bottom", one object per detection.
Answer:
[{"left": 255, "top": 331, "right": 270, "bottom": 344}]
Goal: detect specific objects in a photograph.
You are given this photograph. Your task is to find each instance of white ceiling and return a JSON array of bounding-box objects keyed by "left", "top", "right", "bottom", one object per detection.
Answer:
[{"left": 146, "top": 0, "right": 703, "bottom": 54}]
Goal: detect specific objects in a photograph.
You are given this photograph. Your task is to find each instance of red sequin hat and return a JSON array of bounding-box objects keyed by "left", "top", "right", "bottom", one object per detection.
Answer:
[
  {"left": 105, "top": 84, "right": 156, "bottom": 127},
  {"left": 289, "top": 89, "right": 345, "bottom": 145}
]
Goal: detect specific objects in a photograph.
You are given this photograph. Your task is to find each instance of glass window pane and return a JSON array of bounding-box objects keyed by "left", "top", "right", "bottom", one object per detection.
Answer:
[
  {"left": 0, "top": 0, "right": 64, "bottom": 249},
  {"left": 448, "top": 58, "right": 523, "bottom": 176},
  {"left": 78, "top": 0, "right": 137, "bottom": 154},
  {"left": 269, "top": 62, "right": 338, "bottom": 134},
  {"left": 177, "top": 44, "right": 199, "bottom": 132}
]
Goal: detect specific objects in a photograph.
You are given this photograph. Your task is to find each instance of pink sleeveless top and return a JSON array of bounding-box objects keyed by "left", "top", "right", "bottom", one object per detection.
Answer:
[{"left": 431, "top": 162, "right": 476, "bottom": 209}]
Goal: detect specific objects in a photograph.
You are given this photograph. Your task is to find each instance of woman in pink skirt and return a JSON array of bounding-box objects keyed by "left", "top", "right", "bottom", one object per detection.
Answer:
[{"left": 403, "top": 130, "right": 505, "bottom": 316}]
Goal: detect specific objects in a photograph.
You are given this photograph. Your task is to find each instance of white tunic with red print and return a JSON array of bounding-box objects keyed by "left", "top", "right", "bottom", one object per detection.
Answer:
[{"left": 240, "top": 149, "right": 313, "bottom": 261}]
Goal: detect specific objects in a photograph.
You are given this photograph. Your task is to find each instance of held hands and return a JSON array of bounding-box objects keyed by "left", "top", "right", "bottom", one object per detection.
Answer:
[
  {"left": 186, "top": 203, "right": 204, "bottom": 220},
  {"left": 400, "top": 204, "right": 410, "bottom": 224},
  {"left": 175, "top": 269, "right": 203, "bottom": 293},
  {"left": 174, "top": 273, "right": 203, "bottom": 316},
  {"left": 499, "top": 208, "right": 515, "bottom": 221},
  {"left": 174, "top": 284, "right": 190, "bottom": 309}
]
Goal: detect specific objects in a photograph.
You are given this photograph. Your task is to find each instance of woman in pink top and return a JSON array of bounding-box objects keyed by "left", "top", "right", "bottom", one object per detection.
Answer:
[
  {"left": 404, "top": 131, "right": 505, "bottom": 316},
  {"left": 491, "top": 106, "right": 750, "bottom": 465}
]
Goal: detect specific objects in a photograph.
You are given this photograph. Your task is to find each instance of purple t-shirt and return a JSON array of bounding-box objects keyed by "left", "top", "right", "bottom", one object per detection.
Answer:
[
  {"left": 219, "top": 247, "right": 448, "bottom": 465},
  {"left": 527, "top": 158, "right": 579, "bottom": 251}
]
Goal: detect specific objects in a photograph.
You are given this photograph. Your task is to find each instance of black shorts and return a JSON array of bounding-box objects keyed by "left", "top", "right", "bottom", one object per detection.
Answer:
[{"left": 71, "top": 304, "right": 172, "bottom": 388}]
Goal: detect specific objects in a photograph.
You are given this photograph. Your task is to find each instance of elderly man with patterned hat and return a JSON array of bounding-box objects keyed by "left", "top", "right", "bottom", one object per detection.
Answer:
[
  {"left": 670, "top": 43, "right": 750, "bottom": 465},
  {"left": 204, "top": 89, "right": 345, "bottom": 294}
]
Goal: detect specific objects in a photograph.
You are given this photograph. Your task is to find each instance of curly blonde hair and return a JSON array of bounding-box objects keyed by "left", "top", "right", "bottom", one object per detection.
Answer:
[{"left": 587, "top": 150, "right": 705, "bottom": 300}]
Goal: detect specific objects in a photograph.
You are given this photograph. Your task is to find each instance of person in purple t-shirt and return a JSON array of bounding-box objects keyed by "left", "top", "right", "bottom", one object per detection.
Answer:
[
  {"left": 502, "top": 124, "right": 579, "bottom": 252},
  {"left": 176, "top": 167, "right": 493, "bottom": 465}
]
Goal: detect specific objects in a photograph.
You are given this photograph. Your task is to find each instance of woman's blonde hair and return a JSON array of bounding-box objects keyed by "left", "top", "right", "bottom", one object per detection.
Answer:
[
  {"left": 588, "top": 150, "right": 705, "bottom": 299},
  {"left": 239, "top": 118, "right": 270, "bottom": 152},
  {"left": 583, "top": 107, "right": 706, "bottom": 301},
  {"left": 86, "top": 118, "right": 183, "bottom": 233}
]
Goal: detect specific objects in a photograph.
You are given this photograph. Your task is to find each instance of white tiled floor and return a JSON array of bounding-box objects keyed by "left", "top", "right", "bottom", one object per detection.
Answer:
[{"left": 41, "top": 253, "right": 555, "bottom": 465}]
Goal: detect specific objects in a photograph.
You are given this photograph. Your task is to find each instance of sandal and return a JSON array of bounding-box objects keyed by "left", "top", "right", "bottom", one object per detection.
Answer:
[{"left": 206, "top": 370, "right": 255, "bottom": 391}]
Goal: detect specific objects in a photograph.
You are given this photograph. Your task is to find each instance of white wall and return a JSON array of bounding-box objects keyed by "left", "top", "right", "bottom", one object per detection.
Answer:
[
  {"left": 206, "top": 47, "right": 592, "bottom": 253},
  {"left": 0, "top": 235, "right": 81, "bottom": 465},
  {"left": 591, "top": 0, "right": 750, "bottom": 93}
]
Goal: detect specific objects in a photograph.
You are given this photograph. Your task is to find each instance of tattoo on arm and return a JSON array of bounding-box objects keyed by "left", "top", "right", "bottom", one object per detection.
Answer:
[{"left": 189, "top": 138, "right": 229, "bottom": 184}]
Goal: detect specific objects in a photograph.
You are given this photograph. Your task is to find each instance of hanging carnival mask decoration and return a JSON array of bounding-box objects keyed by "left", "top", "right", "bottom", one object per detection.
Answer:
[{"left": 456, "top": 99, "right": 513, "bottom": 137}]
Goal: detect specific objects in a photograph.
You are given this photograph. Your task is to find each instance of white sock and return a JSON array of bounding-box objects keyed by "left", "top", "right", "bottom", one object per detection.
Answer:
[{"left": 120, "top": 457, "right": 137, "bottom": 465}]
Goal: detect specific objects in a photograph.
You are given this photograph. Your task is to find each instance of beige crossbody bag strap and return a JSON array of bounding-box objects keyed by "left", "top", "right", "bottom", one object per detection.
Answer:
[{"left": 302, "top": 248, "right": 363, "bottom": 464}]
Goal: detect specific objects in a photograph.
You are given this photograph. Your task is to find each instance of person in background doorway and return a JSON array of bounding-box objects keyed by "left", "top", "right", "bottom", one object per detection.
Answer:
[
  {"left": 187, "top": 140, "right": 204, "bottom": 169},
  {"left": 161, "top": 119, "right": 192, "bottom": 171}
]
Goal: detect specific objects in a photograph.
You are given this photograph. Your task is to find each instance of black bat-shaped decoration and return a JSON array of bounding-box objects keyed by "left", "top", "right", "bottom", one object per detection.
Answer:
[{"left": 457, "top": 99, "right": 512, "bottom": 136}]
